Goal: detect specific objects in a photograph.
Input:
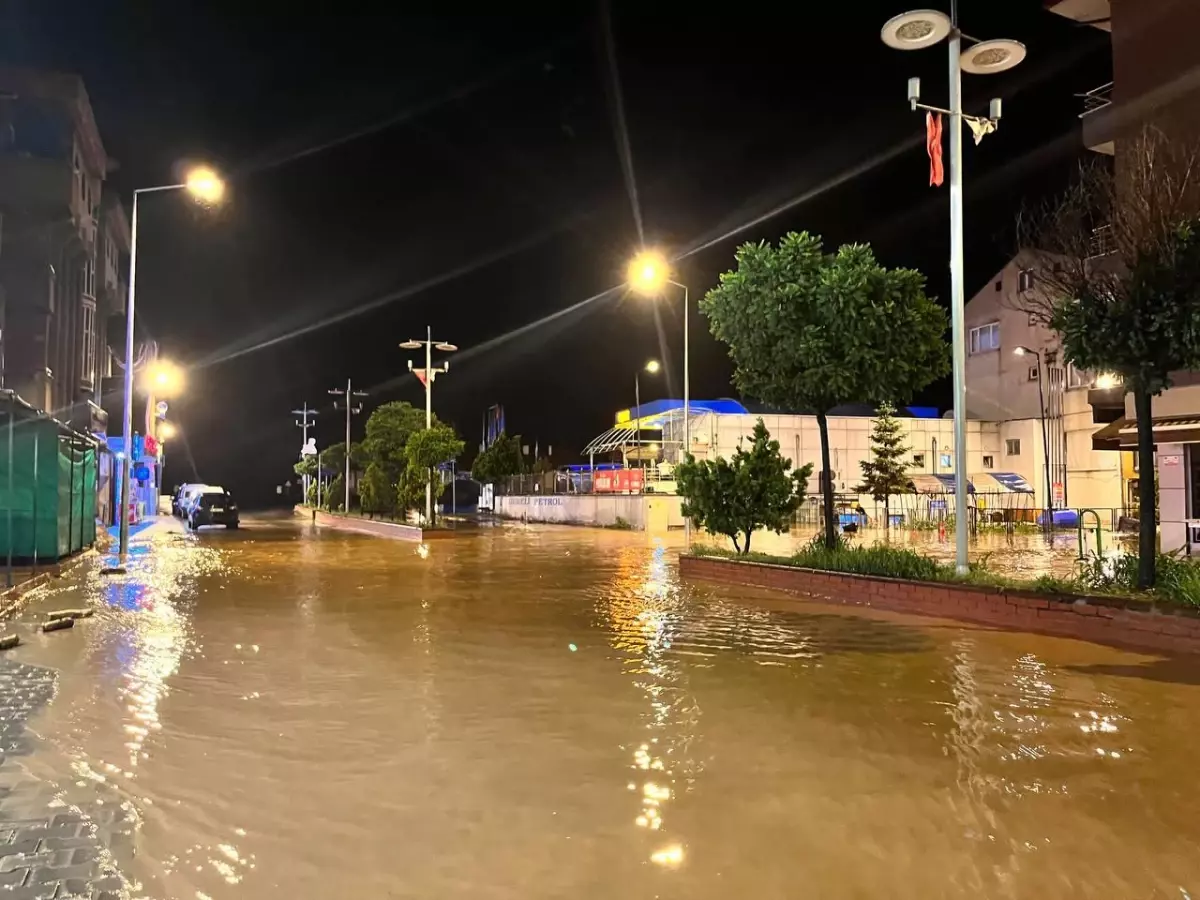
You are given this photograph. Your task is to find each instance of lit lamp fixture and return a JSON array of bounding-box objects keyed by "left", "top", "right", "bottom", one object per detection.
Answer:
[
  {"left": 158, "top": 421, "right": 178, "bottom": 441},
  {"left": 1094, "top": 373, "right": 1121, "bottom": 390},
  {"left": 143, "top": 359, "right": 184, "bottom": 396},
  {"left": 626, "top": 250, "right": 692, "bottom": 543},
  {"left": 881, "top": 7, "right": 1025, "bottom": 574}
]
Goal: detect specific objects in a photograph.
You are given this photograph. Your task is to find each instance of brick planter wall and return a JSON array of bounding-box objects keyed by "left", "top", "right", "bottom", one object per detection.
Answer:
[
  {"left": 680, "top": 555, "right": 1200, "bottom": 656},
  {"left": 293, "top": 506, "right": 440, "bottom": 542}
]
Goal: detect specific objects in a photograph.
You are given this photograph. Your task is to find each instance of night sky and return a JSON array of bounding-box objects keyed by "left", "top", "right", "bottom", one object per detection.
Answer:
[{"left": 2, "top": 2, "right": 1110, "bottom": 505}]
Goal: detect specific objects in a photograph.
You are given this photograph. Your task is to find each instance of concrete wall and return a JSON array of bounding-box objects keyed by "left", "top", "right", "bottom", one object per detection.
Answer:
[
  {"left": 494, "top": 494, "right": 684, "bottom": 531},
  {"left": 688, "top": 411, "right": 1004, "bottom": 497}
]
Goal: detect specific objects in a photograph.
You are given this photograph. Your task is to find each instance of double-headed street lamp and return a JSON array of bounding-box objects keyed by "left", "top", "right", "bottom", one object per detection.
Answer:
[
  {"left": 627, "top": 251, "right": 691, "bottom": 543},
  {"left": 401, "top": 328, "right": 457, "bottom": 525},
  {"left": 118, "top": 166, "right": 225, "bottom": 564},
  {"left": 1013, "top": 346, "right": 1054, "bottom": 531},
  {"left": 635, "top": 359, "right": 661, "bottom": 469},
  {"left": 881, "top": 6, "right": 1025, "bottom": 573}
]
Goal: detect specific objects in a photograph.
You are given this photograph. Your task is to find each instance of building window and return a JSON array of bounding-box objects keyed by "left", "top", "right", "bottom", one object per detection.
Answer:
[
  {"left": 994, "top": 279, "right": 1002, "bottom": 292},
  {"left": 968, "top": 322, "right": 1000, "bottom": 354},
  {"left": 1028, "top": 313, "right": 1039, "bottom": 326},
  {"left": 983, "top": 454, "right": 994, "bottom": 469},
  {"left": 912, "top": 453, "right": 926, "bottom": 468},
  {"left": 81, "top": 298, "right": 97, "bottom": 390},
  {"left": 1028, "top": 366, "right": 1039, "bottom": 381},
  {"left": 80, "top": 255, "right": 95, "bottom": 298},
  {"left": 1018, "top": 269, "right": 1034, "bottom": 292},
  {"left": 1006, "top": 438, "right": 1021, "bottom": 456},
  {"left": 1067, "top": 363, "right": 1095, "bottom": 389}
]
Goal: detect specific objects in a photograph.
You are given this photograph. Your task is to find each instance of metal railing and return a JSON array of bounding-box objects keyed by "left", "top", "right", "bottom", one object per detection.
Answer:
[
  {"left": 494, "top": 468, "right": 677, "bottom": 497},
  {"left": 1078, "top": 81, "right": 1113, "bottom": 118}
]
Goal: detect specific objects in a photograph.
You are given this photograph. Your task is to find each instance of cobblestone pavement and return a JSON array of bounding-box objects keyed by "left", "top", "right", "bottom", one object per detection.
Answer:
[{"left": 0, "top": 662, "right": 128, "bottom": 899}]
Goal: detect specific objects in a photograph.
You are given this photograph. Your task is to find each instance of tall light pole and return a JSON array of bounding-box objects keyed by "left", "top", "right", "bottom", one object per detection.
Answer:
[
  {"left": 881, "top": 7, "right": 1025, "bottom": 573},
  {"left": 400, "top": 328, "right": 457, "bottom": 525},
  {"left": 627, "top": 251, "right": 690, "bottom": 544},
  {"left": 117, "top": 166, "right": 224, "bottom": 564},
  {"left": 293, "top": 402, "right": 318, "bottom": 500},
  {"left": 635, "top": 359, "right": 661, "bottom": 469},
  {"left": 1015, "top": 346, "right": 1054, "bottom": 532},
  {"left": 327, "top": 380, "right": 367, "bottom": 513}
]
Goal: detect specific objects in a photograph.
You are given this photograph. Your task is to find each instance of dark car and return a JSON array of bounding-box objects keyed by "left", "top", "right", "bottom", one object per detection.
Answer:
[{"left": 189, "top": 491, "right": 240, "bottom": 530}]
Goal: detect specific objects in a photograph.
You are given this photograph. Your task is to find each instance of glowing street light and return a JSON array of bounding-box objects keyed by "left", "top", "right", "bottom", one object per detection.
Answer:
[
  {"left": 626, "top": 251, "right": 691, "bottom": 543},
  {"left": 635, "top": 359, "right": 662, "bottom": 470},
  {"left": 881, "top": 8, "right": 1024, "bottom": 573},
  {"left": 1013, "top": 346, "right": 1053, "bottom": 528},
  {"left": 143, "top": 359, "right": 184, "bottom": 396},
  {"left": 118, "top": 164, "right": 226, "bottom": 565},
  {"left": 185, "top": 166, "right": 225, "bottom": 204},
  {"left": 158, "top": 421, "right": 178, "bottom": 441}
]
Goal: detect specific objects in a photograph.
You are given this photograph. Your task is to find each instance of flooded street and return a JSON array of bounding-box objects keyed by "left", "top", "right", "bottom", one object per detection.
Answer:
[{"left": 6, "top": 515, "right": 1200, "bottom": 898}]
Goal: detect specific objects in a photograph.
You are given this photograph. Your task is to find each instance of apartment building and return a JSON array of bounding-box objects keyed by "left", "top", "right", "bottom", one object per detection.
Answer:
[
  {"left": 0, "top": 67, "right": 127, "bottom": 435},
  {"left": 1048, "top": 0, "right": 1200, "bottom": 551},
  {"left": 963, "top": 252, "right": 1128, "bottom": 514}
]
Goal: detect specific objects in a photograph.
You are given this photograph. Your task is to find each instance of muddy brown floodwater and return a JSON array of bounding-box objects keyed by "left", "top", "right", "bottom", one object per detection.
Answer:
[{"left": 9, "top": 515, "right": 1200, "bottom": 898}]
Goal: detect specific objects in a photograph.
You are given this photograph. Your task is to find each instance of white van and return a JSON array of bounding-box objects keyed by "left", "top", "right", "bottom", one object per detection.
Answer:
[{"left": 176, "top": 484, "right": 214, "bottom": 517}]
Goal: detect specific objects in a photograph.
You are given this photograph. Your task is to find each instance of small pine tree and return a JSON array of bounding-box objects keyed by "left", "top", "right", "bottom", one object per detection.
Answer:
[{"left": 856, "top": 402, "right": 913, "bottom": 528}]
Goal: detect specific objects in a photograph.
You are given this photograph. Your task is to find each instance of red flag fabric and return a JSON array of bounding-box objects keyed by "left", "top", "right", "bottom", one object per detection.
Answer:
[
  {"left": 926, "top": 112, "right": 944, "bottom": 187},
  {"left": 413, "top": 369, "right": 427, "bottom": 387}
]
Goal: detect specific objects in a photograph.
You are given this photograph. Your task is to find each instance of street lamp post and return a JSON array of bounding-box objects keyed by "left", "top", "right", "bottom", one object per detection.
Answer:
[
  {"left": 293, "top": 403, "right": 318, "bottom": 500},
  {"left": 880, "top": 7, "right": 1025, "bottom": 573},
  {"left": 117, "top": 167, "right": 224, "bottom": 565},
  {"left": 400, "top": 328, "right": 458, "bottom": 525},
  {"left": 327, "top": 380, "right": 367, "bottom": 513},
  {"left": 635, "top": 359, "right": 661, "bottom": 469},
  {"left": 1015, "top": 346, "right": 1054, "bottom": 532},
  {"left": 627, "top": 252, "right": 690, "bottom": 544}
]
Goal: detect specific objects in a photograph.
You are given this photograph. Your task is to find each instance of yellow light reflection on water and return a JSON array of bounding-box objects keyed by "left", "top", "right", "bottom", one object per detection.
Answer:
[{"left": 650, "top": 844, "right": 684, "bottom": 867}]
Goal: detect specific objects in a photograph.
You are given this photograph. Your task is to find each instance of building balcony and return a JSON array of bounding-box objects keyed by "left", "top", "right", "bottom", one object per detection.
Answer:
[
  {"left": 1088, "top": 383, "right": 1126, "bottom": 424},
  {"left": 1045, "top": 0, "right": 1110, "bottom": 31},
  {"left": 0, "top": 153, "right": 94, "bottom": 242},
  {"left": 1078, "top": 82, "right": 1115, "bottom": 155}
]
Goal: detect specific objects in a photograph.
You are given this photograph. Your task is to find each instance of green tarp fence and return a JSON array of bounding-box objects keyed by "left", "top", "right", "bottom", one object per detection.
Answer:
[{"left": 0, "top": 415, "right": 98, "bottom": 561}]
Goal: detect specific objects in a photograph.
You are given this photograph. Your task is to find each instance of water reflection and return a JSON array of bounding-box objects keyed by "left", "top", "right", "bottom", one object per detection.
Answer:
[
  {"left": 599, "top": 539, "right": 702, "bottom": 866},
  {"left": 10, "top": 517, "right": 1200, "bottom": 898}
]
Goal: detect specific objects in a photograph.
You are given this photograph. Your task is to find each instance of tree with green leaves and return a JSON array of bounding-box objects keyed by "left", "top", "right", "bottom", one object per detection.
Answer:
[
  {"left": 358, "top": 462, "right": 398, "bottom": 517},
  {"left": 406, "top": 423, "right": 465, "bottom": 524},
  {"left": 1017, "top": 128, "right": 1200, "bottom": 588},
  {"left": 676, "top": 418, "right": 813, "bottom": 554},
  {"left": 702, "top": 232, "right": 949, "bottom": 549},
  {"left": 471, "top": 431, "right": 524, "bottom": 483},
  {"left": 856, "top": 402, "right": 913, "bottom": 528},
  {"left": 363, "top": 402, "right": 428, "bottom": 478}
]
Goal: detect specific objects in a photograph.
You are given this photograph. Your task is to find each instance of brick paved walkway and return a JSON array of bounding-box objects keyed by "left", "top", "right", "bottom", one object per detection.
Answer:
[{"left": 0, "top": 662, "right": 127, "bottom": 899}]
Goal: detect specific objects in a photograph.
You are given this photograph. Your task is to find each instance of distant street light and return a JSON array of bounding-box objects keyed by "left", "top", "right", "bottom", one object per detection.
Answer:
[
  {"left": 1014, "top": 346, "right": 1053, "bottom": 530},
  {"left": 143, "top": 358, "right": 184, "bottom": 396},
  {"left": 627, "top": 251, "right": 690, "bottom": 544},
  {"left": 328, "top": 380, "right": 368, "bottom": 514},
  {"left": 158, "top": 421, "right": 178, "bottom": 441},
  {"left": 881, "top": 7, "right": 1024, "bottom": 573},
  {"left": 635, "top": 359, "right": 661, "bottom": 470},
  {"left": 401, "top": 328, "right": 457, "bottom": 525},
  {"left": 119, "top": 164, "right": 226, "bottom": 565}
]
